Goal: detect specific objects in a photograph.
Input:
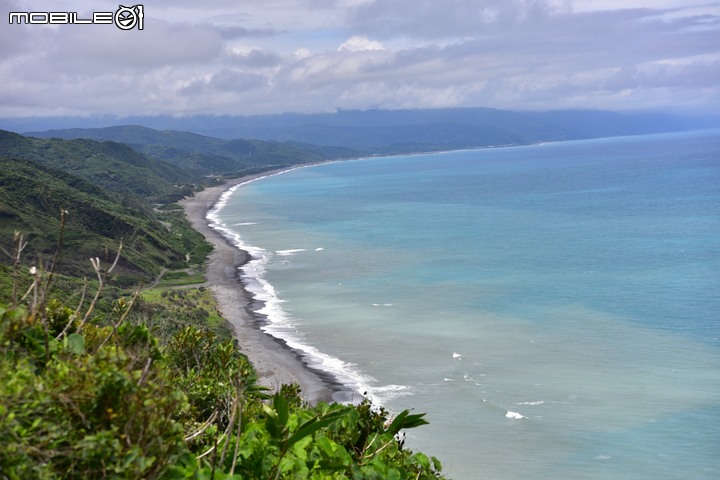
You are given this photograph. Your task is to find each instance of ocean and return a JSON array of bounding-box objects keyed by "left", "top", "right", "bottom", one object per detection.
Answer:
[{"left": 210, "top": 130, "right": 720, "bottom": 479}]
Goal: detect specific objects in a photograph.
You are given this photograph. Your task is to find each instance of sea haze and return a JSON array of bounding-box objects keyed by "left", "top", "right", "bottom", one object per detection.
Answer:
[{"left": 212, "top": 130, "right": 720, "bottom": 479}]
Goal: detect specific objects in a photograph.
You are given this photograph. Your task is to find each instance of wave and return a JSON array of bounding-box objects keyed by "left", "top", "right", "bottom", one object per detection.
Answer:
[
  {"left": 276, "top": 249, "right": 307, "bottom": 256},
  {"left": 206, "top": 182, "right": 403, "bottom": 406}
]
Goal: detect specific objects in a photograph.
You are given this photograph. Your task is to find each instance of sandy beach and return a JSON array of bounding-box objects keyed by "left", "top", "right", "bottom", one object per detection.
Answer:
[{"left": 180, "top": 173, "right": 352, "bottom": 405}]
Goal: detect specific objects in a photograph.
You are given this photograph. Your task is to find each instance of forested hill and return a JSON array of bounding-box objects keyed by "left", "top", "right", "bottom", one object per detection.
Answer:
[
  {"left": 0, "top": 130, "right": 191, "bottom": 201},
  {"left": 23, "top": 125, "right": 359, "bottom": 177},
  {"left": 0, "top": 128, "right": 357, "bottom": 280},
  {"left": 0, "top": 154, "right": 205, "bottom": 282}
]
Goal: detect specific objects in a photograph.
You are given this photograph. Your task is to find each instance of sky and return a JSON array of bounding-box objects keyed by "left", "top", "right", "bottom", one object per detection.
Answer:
[{"left": 1, "top": 0, "right": 719, "bottom": 118}]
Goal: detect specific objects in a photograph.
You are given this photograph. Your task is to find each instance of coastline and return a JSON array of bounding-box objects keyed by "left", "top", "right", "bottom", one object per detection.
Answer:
[{"left": 179, "top": 171, "right": 355, "bottom": 405}]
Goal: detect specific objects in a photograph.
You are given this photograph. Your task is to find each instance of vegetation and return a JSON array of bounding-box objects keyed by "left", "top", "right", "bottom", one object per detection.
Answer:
[
  {"left": 0, "top": 129, "right": 447, "bottom": 478},
  {"left": 21, "top": 125, "right": 360, "bottom": 178},
  {"left": 0, "top": 147, "right": 211, "bottom": 281},
  {"left": 0, "top": 130, "right": 192, "bottom": 201}
]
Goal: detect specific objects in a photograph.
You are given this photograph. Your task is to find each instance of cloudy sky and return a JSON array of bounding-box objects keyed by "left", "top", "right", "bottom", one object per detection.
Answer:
[{"left": 1, "top": 0, "right": 719, "bottom": 117}]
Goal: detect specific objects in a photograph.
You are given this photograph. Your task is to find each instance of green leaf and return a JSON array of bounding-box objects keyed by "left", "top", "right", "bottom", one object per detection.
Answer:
[
  {"left": 316, "top": 437, "right": 351, "bottom": 468},
  {"left": 122, "top": 450, "right": 140, "bottom": 469},
  {"left": 66, "top": 333, "right": 85, "bottom": 355},
  {"left": 159, "top": 452, "right": 198, "bottom": 479},
  {"left": 402, "top": 412, "right": 429, "bottom": 429},
  {"left": 286, "top": 410, "right": 347, "bottom": 448},
  {"left": 263, "top": 403, "right": 285, "bottom": 439},
  {"left": 262, "top": 404, "right": 277, "bottom": 421},
  {"left": 411, "top": 452, "right": 431, "bottom": 470},
  {"left": 273, "top": 392, "right": 289, "bottom": 428},
  {"left": 292, "top": 435, "right": 312, "bottom": 460},
  {"left": 386, "top": 410, "right": 429, "bottom": 435}
]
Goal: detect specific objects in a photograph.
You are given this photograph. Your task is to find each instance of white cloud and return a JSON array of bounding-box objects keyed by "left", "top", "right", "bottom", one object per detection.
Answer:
[
  {"left": 338, "top": 36, "right": 385, "bottom": 52},
  {"left": 0, "top": 0, "right": 718, "bottom": 117}
]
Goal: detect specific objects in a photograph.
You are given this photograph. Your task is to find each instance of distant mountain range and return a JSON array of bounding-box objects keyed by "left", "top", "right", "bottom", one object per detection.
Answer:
[
  {"left": 12, "top": 107, "right": 720, "bottom": 155},
  {"left": 22, "top": 125, "right": 356, "bottom": 178}
]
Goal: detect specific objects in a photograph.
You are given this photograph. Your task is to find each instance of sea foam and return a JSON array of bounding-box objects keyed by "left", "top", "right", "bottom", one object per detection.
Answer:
[
  {"left": 505, "top": 411, "right": 526, "bottom": 420},
  {"left": 276, "top": 249, "right": 307, "bottom": 256}
]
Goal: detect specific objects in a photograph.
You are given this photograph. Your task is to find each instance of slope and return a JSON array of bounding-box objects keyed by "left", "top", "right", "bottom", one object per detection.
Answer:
[
  {"left": 0, "top": 130, "right": 193, "bottom": 201},
  {"left": 0, "top": 156, "right": 208, "bottom": 282},
  {"left": 26, "top": 125, "right": 359, "bottom": 176}
]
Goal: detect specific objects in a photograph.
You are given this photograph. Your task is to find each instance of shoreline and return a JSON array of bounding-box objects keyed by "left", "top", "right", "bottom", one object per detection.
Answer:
[{"left": 180, "top": 170, "right": 356, "bottom": 405}]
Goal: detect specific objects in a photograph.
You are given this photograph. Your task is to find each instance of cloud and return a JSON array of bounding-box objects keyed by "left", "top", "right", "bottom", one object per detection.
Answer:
[
  {"left": 604, "top": 58, "right": 720, "bottom": 90},
  {"left": 218, "top": 26, "right": 278, "bottom": 39},
  {"left": 346, "top": 0, "right": 570, "bottom": 39},
  {"left": 0, "top": 0, "right": 719, "bottom": 117},
  {"left": 181, "top": 69, "right": 268, "bottom": 94},
  {"left": 338, "top": 36, "right": 385, "bottom": 52},
  {"left": 228, "top": 48, "right": 283, "bottom": 69}
]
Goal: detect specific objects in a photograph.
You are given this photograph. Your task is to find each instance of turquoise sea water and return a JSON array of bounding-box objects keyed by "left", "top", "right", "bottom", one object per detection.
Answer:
[{"left": 211, "top": 130, "right": 720, "bottom": 479}]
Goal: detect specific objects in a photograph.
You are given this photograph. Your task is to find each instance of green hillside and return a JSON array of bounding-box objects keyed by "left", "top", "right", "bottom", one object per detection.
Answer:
[
  {"left": 27, "top": 125, "right": 360, "bottom": 176},
  {"left": 0, "top": 156, "right": 209, "bottom": 281},
  {"left": 0, "top": 130, "right": 193, "bottom": 201}
]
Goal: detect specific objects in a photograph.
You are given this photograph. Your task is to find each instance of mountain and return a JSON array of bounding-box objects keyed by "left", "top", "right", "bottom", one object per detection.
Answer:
[
  {"left": 0, "top": 130, "right": 192, "bottom": 201},
  {"left": 25, "top": 125, "right": 359, "bottom": 176},
  {"left": 16, "top": 107, "right": 720, "bottom": 154},
  {"left": 0, "top": 158, "right": 203, "bottom": 280},
  {"left": 0, "top": 131, "right": 215, "bottom": 280}
]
